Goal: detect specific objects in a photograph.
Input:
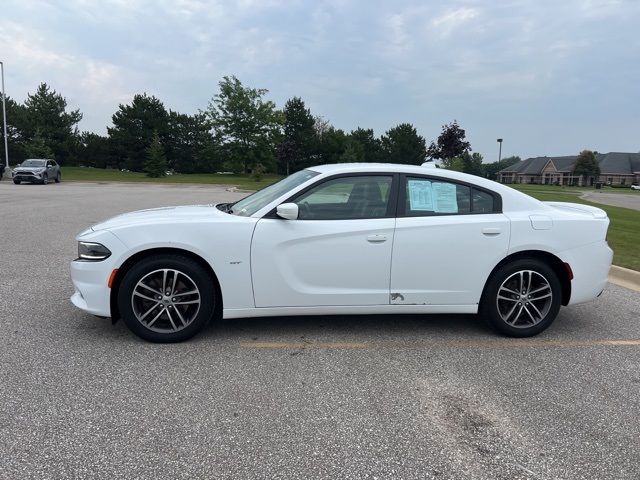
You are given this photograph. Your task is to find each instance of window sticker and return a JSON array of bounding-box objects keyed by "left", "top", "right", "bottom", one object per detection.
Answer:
[
  {"left": 432, "top": 182, "right": 458, "bottom": 213},
  {"left": 408, "top": 180, "right": 434, "bottom": 211},
  {"left": 408, "top": 179, "right": 459, "bottom": 213}
]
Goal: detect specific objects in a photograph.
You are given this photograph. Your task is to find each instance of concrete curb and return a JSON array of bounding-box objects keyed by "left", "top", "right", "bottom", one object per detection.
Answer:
[{"left": 609, "top": 265, "right": 640, "bottom": 292}]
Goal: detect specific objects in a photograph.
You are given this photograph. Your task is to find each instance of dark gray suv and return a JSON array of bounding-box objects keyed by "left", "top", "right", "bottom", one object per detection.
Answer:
[{"left": 13, "top": 159, "right": 61, "bottom": 185}]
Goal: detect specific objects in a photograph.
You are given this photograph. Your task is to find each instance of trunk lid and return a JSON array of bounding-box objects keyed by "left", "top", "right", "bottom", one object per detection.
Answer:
[{"left": 543, "top": 201, "right": 608, "bottom": 219}]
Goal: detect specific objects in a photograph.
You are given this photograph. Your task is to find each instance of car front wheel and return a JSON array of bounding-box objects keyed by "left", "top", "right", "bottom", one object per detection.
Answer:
[
  {"left": 117, "top": 255, "right": 216, "bottom": 342},
  {"left": 42, "top": 174, "right": 48, "bottom": 185},
  {"left": 481, "top": 259, "right": 562, "bottom": 337},
  {"left": 55, "top": 172, "right": 61, "bottom": 183}
]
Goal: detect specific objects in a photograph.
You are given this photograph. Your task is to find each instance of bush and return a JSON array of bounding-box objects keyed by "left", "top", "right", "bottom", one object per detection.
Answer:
[{"left": 252, "top": 163, "right": 266, "bottom": 182}]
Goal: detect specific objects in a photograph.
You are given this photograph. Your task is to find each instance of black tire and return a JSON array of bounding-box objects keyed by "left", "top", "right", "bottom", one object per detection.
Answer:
[
  {"left": 42, "top": 174, "right": 48, "bottom": 185},
  {"left": 13, "top": 179, "right": 21, "bottom": 185},
  {"left": 55, "top": 172, "right": 61, "bottom": 183},
  {"left": 117, "top": 254, "right": 217, "bottom": 343},
  {"left": 480, "top": 258, "right": 562, "bottom": 337}
]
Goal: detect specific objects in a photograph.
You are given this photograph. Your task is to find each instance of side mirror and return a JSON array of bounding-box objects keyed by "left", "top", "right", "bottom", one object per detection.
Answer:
[{"left": 276, "top": 203, "right": 299, "bottom": 220}]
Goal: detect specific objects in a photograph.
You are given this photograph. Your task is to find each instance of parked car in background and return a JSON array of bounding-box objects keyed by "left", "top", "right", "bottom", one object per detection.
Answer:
[
  {"left": 631, "top": 183, "right": 640, "bottom": 190},
  {"left": 13, "top": 159, "right": 61, "bottom": 184},
  {"left": 70, "top": 163, "right": 613, "bottom": 343}
]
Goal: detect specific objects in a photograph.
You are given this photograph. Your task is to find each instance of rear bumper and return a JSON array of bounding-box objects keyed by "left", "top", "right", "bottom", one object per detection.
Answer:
[{"left": 561, "top": 241, "right": 613, "bottom": 305}]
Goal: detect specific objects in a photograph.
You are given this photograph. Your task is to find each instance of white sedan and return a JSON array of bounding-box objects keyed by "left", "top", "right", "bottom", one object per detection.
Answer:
[{"left": 70, "top": 163, "right": 613, "bottom": 342}]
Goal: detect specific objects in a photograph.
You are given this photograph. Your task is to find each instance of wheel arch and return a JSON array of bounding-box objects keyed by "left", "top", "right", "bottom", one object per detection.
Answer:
[
  {"left": 109, "top": 247, "right": 222, "bottom": 322},
  {"left": 481, "top": 250, "right": 571, "bottom": 307}
]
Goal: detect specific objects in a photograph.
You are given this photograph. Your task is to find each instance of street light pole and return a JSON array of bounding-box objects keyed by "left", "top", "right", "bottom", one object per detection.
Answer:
[
  {"left": 497, "top": 138, "right": 503, "bottom": 163},
  {"left": 0, "top": 61, "right": 9, "bottom": 179}
]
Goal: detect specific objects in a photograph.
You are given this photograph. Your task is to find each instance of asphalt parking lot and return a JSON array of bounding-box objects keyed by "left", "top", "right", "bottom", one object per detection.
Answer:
[
  {"left": 1, "top": 181, "right": 639, "bottom": 480},
  {"left": 580, "top": 191, "right": 640, "bottom": 211}
]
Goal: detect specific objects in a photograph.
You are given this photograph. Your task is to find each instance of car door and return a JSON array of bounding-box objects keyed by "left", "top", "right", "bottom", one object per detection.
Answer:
[
  {"left": 251, "top": 174, "right": 397, "bottom": 307},
  {"left": 390, "top": 175, "right": 510, "bottom": 306},
  {"left": 45, "top": 161, "right": 54, "bottom": 179}
]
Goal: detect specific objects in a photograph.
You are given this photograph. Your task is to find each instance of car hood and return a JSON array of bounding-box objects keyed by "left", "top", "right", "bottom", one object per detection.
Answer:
[
  {"left": 91, "top": 204, "right": 230, "bottom": 231},
  {"left": 14, "top": 166, "right": 46, "bottom": 173}
]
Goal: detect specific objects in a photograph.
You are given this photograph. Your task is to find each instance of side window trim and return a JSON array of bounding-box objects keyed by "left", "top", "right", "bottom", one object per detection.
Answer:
[
  {"left": 398, "top": 174, "right": 502, "bottom": 217},
  {"left": 264, "top": 172, "right": 400, "bottom": 220}
]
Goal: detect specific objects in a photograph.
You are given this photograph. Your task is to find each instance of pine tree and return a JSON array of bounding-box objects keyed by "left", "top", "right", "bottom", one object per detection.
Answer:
[
  {"left": 25, "top": 130, "right": 55, "bottom": 159},
  {"left": 380, "top": 123, "right": 427, "bottom": 165},
  {"left": 144, "top": 132, "right": 167, "bottom": 177}
]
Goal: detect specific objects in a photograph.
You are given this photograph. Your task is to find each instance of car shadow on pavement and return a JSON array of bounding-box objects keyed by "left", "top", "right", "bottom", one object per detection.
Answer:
[
  {"left": 73, "top": 310, "right": 586, "bottom": 344},
  {"left": 199, "top": 313, "right": 494, "bottom": 342}
]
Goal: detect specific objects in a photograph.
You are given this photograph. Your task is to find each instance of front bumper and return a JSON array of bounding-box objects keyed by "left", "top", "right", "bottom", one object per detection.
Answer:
[
  {"left": 69, "top": 230, "right": 128, "bottom": 317},
  {"left": 70, "top": 259, "right": 115, "bottom": 316},
  {"left": 13, "top": 172, "right": 43, "bottom": 182}
]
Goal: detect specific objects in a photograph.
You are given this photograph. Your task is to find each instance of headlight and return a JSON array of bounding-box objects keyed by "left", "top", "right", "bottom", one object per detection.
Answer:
[{"left": 77, "top": 241, "right": 111, "bottom": 261}]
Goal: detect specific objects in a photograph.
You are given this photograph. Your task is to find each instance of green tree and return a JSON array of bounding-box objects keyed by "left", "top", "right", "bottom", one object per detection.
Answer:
[
  {"left": 144, "top": 132, "right": 168, "bottom": 177},
  {"left": 442, "top": 152, "right": 483, "bottom": 175},
  {"left": 349, "top": 128, "right": 382, "bottom": 163},
  {"left": 443, "top": 156, "right": 465, "bottom": 172},
  {"left": 108, "top": 93, "right": 168, "bottom": 171},
  {"left": 380, "top": 123, "right": 426, "bottom": 165},
  {"left": 482, "top": 156, "right": 521, "bottom": 179},
  {"left": 164, "top": 111, "right": 218, "bottom": 173},
  {"left": 77, "top": 132, "right": 112, "bottom": 168},
  {"left": 427, "top": 120, "right": 471, "bottom": 162},
  {"left": 316, "top": 126, "right": 348, "bottom": 164},
  {"left": 0, "top": 96, "right": 31, "bottom": 165},
  {"left": 207, "top": 76, "right": 282, "bottom": 173},
  {"left": 461, "top": 151, "right": 483, "bottom": 175},
  {"left": 340, "top": 139, "right": 363, "bottom": 163},
  {"left": 25, "top": 130, "right": 55, "bottom": 159},
  {"left": 277, "top": 97, "right": 316, "bottom": 174},
  {"left": 21, "top": 83, "right": 82, "bottom": 164},
  {"left": 573, "top": 150, "right": 600, "bottom": 184}
]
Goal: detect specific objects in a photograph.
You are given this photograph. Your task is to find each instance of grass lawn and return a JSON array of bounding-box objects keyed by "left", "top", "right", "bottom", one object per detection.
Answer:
[
  {"left": 511, "top": 185, "right": 640, "bottom": 271},
  {"left": 62, "top": 166, "right": 282, "bottom": 190}
]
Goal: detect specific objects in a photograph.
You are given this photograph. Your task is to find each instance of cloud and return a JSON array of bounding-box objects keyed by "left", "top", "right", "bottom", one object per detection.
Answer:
[
  {"left": 1, "top": 0, "right": 638, "bottom": 157},
  {"left": 431, "top": 7, "right": 480, "bottom": 35}
]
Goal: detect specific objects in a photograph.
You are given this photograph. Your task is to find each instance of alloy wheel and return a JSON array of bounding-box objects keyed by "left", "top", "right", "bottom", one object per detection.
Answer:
[
  {"left": 496, "top": 270, "right": 553, "bottom": 328},
  {"left": 131, "top": 268, "right": 201, "bottom": 333}
]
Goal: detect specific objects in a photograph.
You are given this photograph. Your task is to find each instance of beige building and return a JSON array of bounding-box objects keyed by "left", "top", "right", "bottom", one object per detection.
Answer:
[{"left": 498, "top": 152, "right": 640, "bottom": 186}]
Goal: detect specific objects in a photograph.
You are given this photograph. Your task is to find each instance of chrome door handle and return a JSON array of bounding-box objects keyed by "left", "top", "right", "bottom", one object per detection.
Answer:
[
  {"left": 367, "top": 234, "right": 387, "bottom": 243},
  {"left": 482, "top": 228, "right": 501, "bottom": 236}
]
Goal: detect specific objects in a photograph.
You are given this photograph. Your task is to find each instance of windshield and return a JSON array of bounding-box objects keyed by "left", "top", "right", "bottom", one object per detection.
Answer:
[
  {"left": 22, "top": 160, "right": 46, "bottom": 167},
  {"left": 230, "top": 169, "right": 320, "bottom": 217}
]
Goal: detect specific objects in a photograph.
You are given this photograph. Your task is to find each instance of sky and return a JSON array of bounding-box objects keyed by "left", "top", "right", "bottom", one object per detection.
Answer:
[{"left": 1, "top": 0, "right": 639, "bottom": 162}]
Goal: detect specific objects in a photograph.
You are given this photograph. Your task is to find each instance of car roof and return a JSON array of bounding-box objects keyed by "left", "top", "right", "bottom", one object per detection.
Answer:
[{"left": 309, "top": 162, "right": 496, "bottom": 187}]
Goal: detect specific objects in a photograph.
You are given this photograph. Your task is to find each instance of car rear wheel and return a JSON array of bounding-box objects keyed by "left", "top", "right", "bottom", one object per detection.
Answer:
[
  {"left": 13, "top": 179, "right": 20, "bottom": 185},
  {"left": 55, "top": 172, "right": 61, "bottom": 183},
  {"left": 117, "top": 255, "right": 216, "bottom": 342},
  {"left": 480, "top": 258, "right": 562, "bottom": 337}
]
